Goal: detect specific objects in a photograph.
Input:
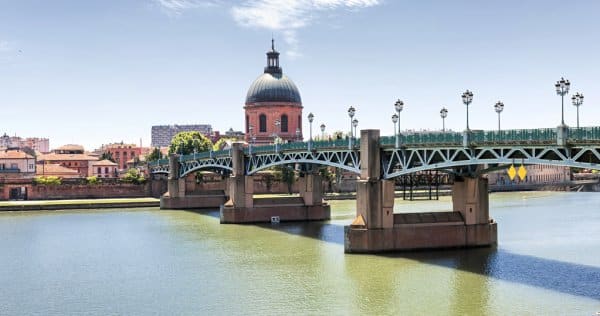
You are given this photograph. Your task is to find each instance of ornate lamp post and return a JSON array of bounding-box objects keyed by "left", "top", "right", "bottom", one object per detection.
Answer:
[
  {"left": 274, "top": 119, "right": 281, "bottom": 153},
  {"left": 248, "top": 125, "right": 254, "bottom": 155},
  {"left": 494, "top": 101, "right": 504, "bottom": 132},
  {"left": 308, "top": 112, "right": 314, "bottom": 151},
  {"left": 347, "top": 106, "right": 356, "bottom": 149},
  {"left": 572, "top": 92, "right": 584, "bottom": 128},
  {"left": 461, "top": 90, "right": 473, "bottom": 131},
  {"left": 440, "top": 107, "right": 448, "bottom": 132},
  {"left": 391, "top": 113, "right": 399, "bottom": 148},
  {"left": 555, "top": 77, "right": 570, "bottom": 126},
  {"left": 352, "top": 118, "right": 358, "bottom": 144},
  {"left": 320, "top": 123, "right": 326, "bottom": 140},
  {"left": 394, "top": 99, "right": 404, "bottom": 144}
]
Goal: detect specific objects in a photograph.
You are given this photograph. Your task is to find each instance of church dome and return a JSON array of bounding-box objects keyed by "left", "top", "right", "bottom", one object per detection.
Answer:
[
  {"left": 245, "top": 73, "right": 302, "bottom": 104},
  {"left": 245, "top": 39, "right": 302, "bottom": 105}
]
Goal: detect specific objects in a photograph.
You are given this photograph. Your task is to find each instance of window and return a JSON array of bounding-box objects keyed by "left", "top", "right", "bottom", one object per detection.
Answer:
[
  {"left": 10, "top": 163, "right": 18, "bottom": 169},
  {"left": 246, "top": 115, "right": 249, "bottom": 133},
  {"left": 105, "top": 167, "right": 109, "bottom": 174},
  {"left": 131, "top": 152, "right": 135, "bottom": 157},
  {"left": 281, "top": 114, "right": 288, "bottom": 132},
  {"left": 98, "top": 167, "right": 102, "bottom": 174},
  {"left": 259, "top": 114, "right": 267, "bottom": 132},
  {"left": 298, "top": 115, "right": 302, "bottom": 130}
]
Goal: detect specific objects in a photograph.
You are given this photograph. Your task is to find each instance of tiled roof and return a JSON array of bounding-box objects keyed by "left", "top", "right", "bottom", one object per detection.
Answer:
[
  {"left": 56, "top": 144, "right": 84, "bottom": 151},
  {"left": 38, "top": 153, "right": 98, "bottom": 161},
  {"left": 92, "top": 159, "right": 118, "bottom": 166},
  {"left": 36, "top": 163, "right": 80, "bottom": 177},
  {"left": 0, "top": 150, "right": 34, "bottom": 159}
]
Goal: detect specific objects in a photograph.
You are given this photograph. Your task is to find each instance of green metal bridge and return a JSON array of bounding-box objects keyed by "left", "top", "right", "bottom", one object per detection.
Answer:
[{"left": 149, "top": 126, "right": 600, "bottom": 179}]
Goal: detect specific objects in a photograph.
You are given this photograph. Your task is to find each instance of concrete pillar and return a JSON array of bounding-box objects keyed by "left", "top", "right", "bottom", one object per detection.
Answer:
[
  {"left": 298, "top": 173, "right": 324, "bottom": 206},
  {"left": 452, "top": 176, "right": 489, "bottom": 225},
  {"left": 354, "top": 129, "right": 394, "bottom": 229},
  {"left": 225, "top": 143, "right": 253, "bottom": 208},
  {"left": 167, "top": 154, "right": 183, "bottom": 198}
]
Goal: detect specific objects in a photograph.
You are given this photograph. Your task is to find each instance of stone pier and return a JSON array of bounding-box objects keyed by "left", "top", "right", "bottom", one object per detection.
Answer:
[
  {"left": 344, "top": 130, "right": 497, "bottom": 253},
  {"left": 220, "top": 143, "right": 330, "bottom": 224},
  {"left": 160, "top": 154, "right": 227, "bottom": 210}
]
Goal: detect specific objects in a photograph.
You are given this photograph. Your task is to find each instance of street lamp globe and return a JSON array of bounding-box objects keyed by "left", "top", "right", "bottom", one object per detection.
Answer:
[
  {"left": 320, "top": 123, "right": 326, "bottom": 140},
  {"left": 352, "top": 118, "right": 358, "bottom": 140},
  {"left": 308, "top": 112, "right": 314, "bottom": 123},
  {"left": 391, "top": 113, "right": 398, "bottom": 124},
  {"left": 494, "top": 101, "right": 504, "bottom": 131},
  {"left": 394, "top": 99, "right": 404, "bottom": 113},
  {"left": 440, "top": 107, "right": 448, "bottom": 132}
]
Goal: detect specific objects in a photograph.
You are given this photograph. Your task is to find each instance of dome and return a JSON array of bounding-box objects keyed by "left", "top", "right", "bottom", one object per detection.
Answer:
[{"left": 245, "top": 73, "right": 302, "bottom": 104}]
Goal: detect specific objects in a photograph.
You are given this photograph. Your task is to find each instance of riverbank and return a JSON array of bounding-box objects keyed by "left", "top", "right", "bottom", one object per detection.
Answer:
[{"left": 0, "top": 197, "right": 160, "bottom": 211}]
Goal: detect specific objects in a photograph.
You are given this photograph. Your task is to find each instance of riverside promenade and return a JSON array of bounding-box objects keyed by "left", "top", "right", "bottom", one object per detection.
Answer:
[{"left": 0, "top": 198, "right": 160, "bottom": 211}]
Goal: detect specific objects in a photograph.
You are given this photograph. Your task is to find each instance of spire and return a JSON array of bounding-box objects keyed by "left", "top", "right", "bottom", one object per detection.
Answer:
[{"left": 265, "top": 38, "right": 282, "bottom": 75}]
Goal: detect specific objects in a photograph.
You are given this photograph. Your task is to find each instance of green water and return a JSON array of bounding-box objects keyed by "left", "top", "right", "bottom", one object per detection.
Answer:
[{"left": 0, "top": 192, "right": 598, "bottom": 315}]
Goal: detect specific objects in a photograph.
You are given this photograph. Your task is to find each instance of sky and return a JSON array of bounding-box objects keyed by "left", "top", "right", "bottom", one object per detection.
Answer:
[{"left": 1, "top": 0, "right": 599, "bottom": 150}]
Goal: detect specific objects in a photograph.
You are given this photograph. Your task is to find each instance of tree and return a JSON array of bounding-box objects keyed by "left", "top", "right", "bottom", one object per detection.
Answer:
[
  {"left": 122, "top": 168, "right": 145, "bottom": 184},
  {"left": 169, "top": 131, "right": 212, "bottom": 155},
  {"left": 34, "top": 176, "right": 61, "bottom": 185},
  {"left": 274, "top": 165, "right": 296, "bottom": 194},
  {"left": 100, "top": 152, "right": 115, "bottom": 162},
  {"left": 212, "top": 137, "right": 235, "bottom": 151},
  {"left": 146, "top": 147, "right": 163, "bottom": 161}
]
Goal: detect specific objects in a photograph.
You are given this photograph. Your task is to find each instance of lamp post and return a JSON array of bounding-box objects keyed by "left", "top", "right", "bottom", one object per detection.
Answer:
[
  {"left": 440, "top": 107, "right": 448, "bottom": 132},
  {"left": 248, "top": 125, "right": 254, "bottom": 155},
  {"left": 494, "top": 101, "right": 504, "bottom": 132},
  {"left": 394, "top": 99, "right": 404, "bottom": 144},
  {"left": 572, "top": 92, "right": 584, "bottom": 128},
  {"left": 391, "top": 113, "right": 399, "bottom": 148},
  {"left": 274, "top": 119, "right": 280, "bottom": 153},
  {"left": 295, "top": 127, "right": 301, "bottom": 142},
  {"left": 347, "top": 106, "right": 356, "bottom": 149},
  {"left": 320, "top": 123, "right": 326, "bottom": 140},
  {"left": 555, "top": 77, "right": 570, "bottom": 126},
  {"left": 352, "top": 119, "right": 358, "bottom": 144},
  {"left": 461, "top": 90, "right": 473, "bottom": 131},
  {"left": 308, "top": 112, "right": 314, "bottom": 151}
]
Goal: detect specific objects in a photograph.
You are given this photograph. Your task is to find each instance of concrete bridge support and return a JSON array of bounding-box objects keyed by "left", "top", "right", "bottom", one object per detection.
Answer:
[
  {"left": 344, "top": 130, "right": 497, "bottom": 253},
  {"left": 220, "top": 143, "right": 330, "bottom": 224},
  {"left": 160, "top": 154, "right": 227, "bottom": 209}
]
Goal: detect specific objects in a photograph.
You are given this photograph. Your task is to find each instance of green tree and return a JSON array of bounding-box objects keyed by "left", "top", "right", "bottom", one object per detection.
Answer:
[
  {"left": 274, "top": 165, "right": 296, "bottom": 194},
  {"left": 146, "top": 147, "right": 163, "bottom": 161},
  {"left": 169, "top": 131, "right": 212, "bottom": 155},
  {"left": 212, "top": 137, "right": 235, "bottom": 151},
  {"left": 86, "top": 175, "right": 100, "bottom": 185},
  {"left": 122, "top": 168, "right": 146, "bottom": 184},
  {"left": 100, "top": 152, "right": 115, "bottom": 162}
]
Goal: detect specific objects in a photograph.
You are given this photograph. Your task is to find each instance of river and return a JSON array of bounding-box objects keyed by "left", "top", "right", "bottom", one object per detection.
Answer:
[{"left": 0, "top": 191, "right": 598, "bottom": 315}]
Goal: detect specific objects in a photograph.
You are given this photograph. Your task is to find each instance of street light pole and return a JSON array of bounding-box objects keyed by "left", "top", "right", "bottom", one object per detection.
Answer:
[
  {"left": 572, "top": 92, "right": 584, "bottom": 128},
  {"left": 440, "top": 107, "right": 448, "bottom": 132},
  {"left": 320, "top": 123, "right": 326, "bottom": 140},
  {"left": 352, "top": 119, "right": 358, "bottom": 145},
  {"left": 308, "top": 112, "right": 314, "bottom": 151},
  {"left": 392, "top": 113, "right": 399, "bottom": 148},
  {"left": 347, "top": 106, "right": 355, "bottom": 149},
  {"left": 461, "top": 90, "right": 473, "bottom": 131},
  {"left": 494, "top": 101, "right": 504, "bottom": 132},
  {"left": 274, "top": 119, "right": 281, "bottom": 153},
  {"left": 555, "top": 77, "right": 570, "bottom": 126},
  {"left": 394, "top": 99, "right": 404, "bottom": 145},
  {"left": 248, "top": 125, "right": 254, "bottom": 155}
]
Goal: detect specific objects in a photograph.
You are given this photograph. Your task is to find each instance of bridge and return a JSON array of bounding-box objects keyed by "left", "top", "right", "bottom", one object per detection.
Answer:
[{"left": 150, "top": 126, "right": 600, "bottom": 253}]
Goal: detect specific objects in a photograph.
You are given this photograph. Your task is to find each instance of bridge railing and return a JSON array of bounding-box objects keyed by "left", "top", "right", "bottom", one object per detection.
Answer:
[{"left": 569, "top": 127, "right": 600, "bottom": 142}]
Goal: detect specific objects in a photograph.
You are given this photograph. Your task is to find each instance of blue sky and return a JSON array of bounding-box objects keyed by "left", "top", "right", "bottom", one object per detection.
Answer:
[{"left": 1, "top": 0, "right": 599, "bottom": 150}]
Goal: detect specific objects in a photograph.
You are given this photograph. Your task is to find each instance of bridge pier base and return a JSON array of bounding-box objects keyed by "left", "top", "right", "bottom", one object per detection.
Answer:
[
  {"left": 160, "top": 154, "right": 227, "bottom": 209},
  {"left": 220, "top": 143, "right": 330, "bottom": 224},
  {"left": 345, "top": 130, "right": 497, "bottom": 253}
]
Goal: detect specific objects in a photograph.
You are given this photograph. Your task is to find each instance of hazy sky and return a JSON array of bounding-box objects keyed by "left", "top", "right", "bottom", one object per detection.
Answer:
[{"left": 1, "top": 0, "right": 599, "bottom": 150}]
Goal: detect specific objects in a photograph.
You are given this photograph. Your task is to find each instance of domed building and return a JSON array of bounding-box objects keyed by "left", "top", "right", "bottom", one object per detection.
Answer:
[{"left": 245, "top": 40, "right": 303, "bottom": 144}]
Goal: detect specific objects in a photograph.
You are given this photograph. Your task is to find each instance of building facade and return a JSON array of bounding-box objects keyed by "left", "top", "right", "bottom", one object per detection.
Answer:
[
  {"left": 90, "top": 159, "right": 119, "bottom": 178},
  {"left": 0, "top": 133, "right": 49, "bottom": 153},
  {"left": 151, "top": 124, "right": 213, "bottom": 147},
  {"left": 0, "top": 149, "right": 36, "bottom": 179},
  {"left": 487, "top": 164, "right": 571, "bottom": 185},
  {"left": 37, "top": 145, "right": 98, "bottom": 177},
  {"left": 103, "top": 143, "right": 142, "bottom": 170},
  {"left": 244, "top": 40, "right": 303, "bottom": 144}
]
